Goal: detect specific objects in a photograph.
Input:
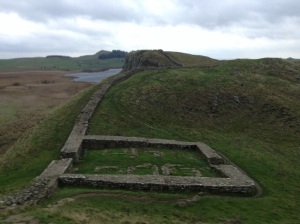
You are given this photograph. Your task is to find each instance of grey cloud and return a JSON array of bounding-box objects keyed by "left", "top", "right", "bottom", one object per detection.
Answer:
[
  {"left": 2, "top": 0, "right": 300, "bottom": 29},
  {"left": 176, "top": 0, "right": 300, "bottom": 28},
  {"left": 0, "top": 29, "right": 112, "bottom": 56},
  {"left": 164, "top": 0, "right": 300, "bottom": 41},
  {"left": 1, "top": 0, "right": 299, "bottom": 59},
  {"left": 0, "top": 0, "right": 142, "bottom": 23}
]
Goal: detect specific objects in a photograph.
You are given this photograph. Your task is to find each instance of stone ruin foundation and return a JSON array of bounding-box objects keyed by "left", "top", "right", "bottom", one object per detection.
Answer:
[{"left": 0, "top": 68, "right": 259, "bottom": 210}]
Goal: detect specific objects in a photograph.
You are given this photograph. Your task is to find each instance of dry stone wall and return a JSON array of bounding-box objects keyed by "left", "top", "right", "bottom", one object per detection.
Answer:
[
  {"left": 59, "top": 173, "right": 256, "bottom": 195},
  {"left": 60, "top": 69, "right": 140, "bottom": 160},
  {"left": 82, "top": 135, "right": 224, "bottom": 165}
]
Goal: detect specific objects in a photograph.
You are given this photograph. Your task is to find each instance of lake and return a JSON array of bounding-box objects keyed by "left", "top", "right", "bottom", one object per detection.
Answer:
[{"left": 65, "top": 68, "right": 122, "bottom": 83}]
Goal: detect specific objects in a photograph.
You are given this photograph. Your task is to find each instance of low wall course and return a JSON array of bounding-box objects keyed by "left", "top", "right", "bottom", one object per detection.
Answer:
[
  {"left": 58, "top": 173, "right": 257, "bottom": 195},
  {"left": 83, "top": 135, "right": 196, "bottom": 150}
]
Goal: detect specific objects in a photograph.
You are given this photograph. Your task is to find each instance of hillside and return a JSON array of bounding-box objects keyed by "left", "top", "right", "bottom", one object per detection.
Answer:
[
  {"left": 0, "top": 50, "right": 124, "bottom": 72},
  {"left": 1, "top": 51, "right": 300, "bottom": 223},
  {"left": 91, "top": 58, "right": 300, "bottom": 142}
]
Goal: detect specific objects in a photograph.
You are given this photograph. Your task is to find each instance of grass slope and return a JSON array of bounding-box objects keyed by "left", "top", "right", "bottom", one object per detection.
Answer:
[
  {"left": 0, "top": 70, "right": 91, "bottom": 155},
  {"left": 167, "top": 51, "right": 219, "bottom": 67},
  {"left": 86, "top": 59, "right": 300, "bottom": 223},
  {"left": 0, "top": 51, "right": 124, "bottom": 72}
]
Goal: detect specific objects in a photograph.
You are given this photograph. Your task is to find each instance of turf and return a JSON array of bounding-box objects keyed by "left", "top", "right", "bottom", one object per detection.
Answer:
[{"left": 75, "top": 148, "right": 218, "bottom": 177}]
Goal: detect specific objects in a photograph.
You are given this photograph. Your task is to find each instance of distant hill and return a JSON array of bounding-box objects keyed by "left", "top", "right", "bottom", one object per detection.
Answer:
[
  {"left": 286, "top": 57, "right": 300, "bottom": 61},
  {"left": 46, "top": 55, "right": 72, "bottom": 59},
  {"left": 0, "top": 50, "right": 125, "bottom": 72},
  {"left": 98, "top": 50, "right": 127, "bottom": 60}
]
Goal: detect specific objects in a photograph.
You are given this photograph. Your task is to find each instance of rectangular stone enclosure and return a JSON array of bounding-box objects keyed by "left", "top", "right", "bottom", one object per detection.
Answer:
[{"left": 59, "top": 135, "right": 257, "bottom": 195}]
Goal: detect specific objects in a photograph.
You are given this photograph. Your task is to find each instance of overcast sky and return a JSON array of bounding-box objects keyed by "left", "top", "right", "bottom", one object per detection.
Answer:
[{"left": 0, "top": 0, "right": 299, "bottom": 59}]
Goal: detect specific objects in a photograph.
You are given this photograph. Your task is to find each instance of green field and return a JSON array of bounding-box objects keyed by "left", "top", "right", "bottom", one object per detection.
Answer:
[{"left": 0, "top": 54, "right": 300, "bottom": 223}]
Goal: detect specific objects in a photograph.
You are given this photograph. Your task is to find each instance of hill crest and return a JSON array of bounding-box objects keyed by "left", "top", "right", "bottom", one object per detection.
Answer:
[{"left": 123, "top": 50, "right": 218, "bottom": 71}]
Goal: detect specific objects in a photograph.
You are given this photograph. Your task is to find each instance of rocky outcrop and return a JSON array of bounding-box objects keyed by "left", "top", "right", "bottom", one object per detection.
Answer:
[{"left": 123, "top": 50, "right": 183, "bottom": 71}]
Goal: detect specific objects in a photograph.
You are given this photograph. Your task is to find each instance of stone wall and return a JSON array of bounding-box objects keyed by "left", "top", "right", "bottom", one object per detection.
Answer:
[
  {"left": 59, "top": 173, "right": 256, "bottom": 195},
  {"left": 60, "top": 69, "right": 141, "bottom": 161},
  {"left": 82, "top": 135, "right": 224, "bottom": 165},
  {"left": 0, "top": 159, "right": 72, "bottom": 209}
]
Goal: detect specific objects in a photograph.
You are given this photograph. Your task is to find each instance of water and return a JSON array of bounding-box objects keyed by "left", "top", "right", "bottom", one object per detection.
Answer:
[{"left": 65, "top": 68, "right": 122, "bottom": 83}]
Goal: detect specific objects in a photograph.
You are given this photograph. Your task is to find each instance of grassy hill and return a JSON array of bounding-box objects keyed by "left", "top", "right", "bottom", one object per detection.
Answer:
[
  {"left": 87, "top": 57, "right": 300, "bottom": 223},
  {"left": 90, "top": 59, "right": 300, "bottom": 141},
  {"left": 0, "top": 50, "right": 124, "bottom": 72},
  {"left": 1, "top": 51, "right": 300, "bottom": 223}
]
